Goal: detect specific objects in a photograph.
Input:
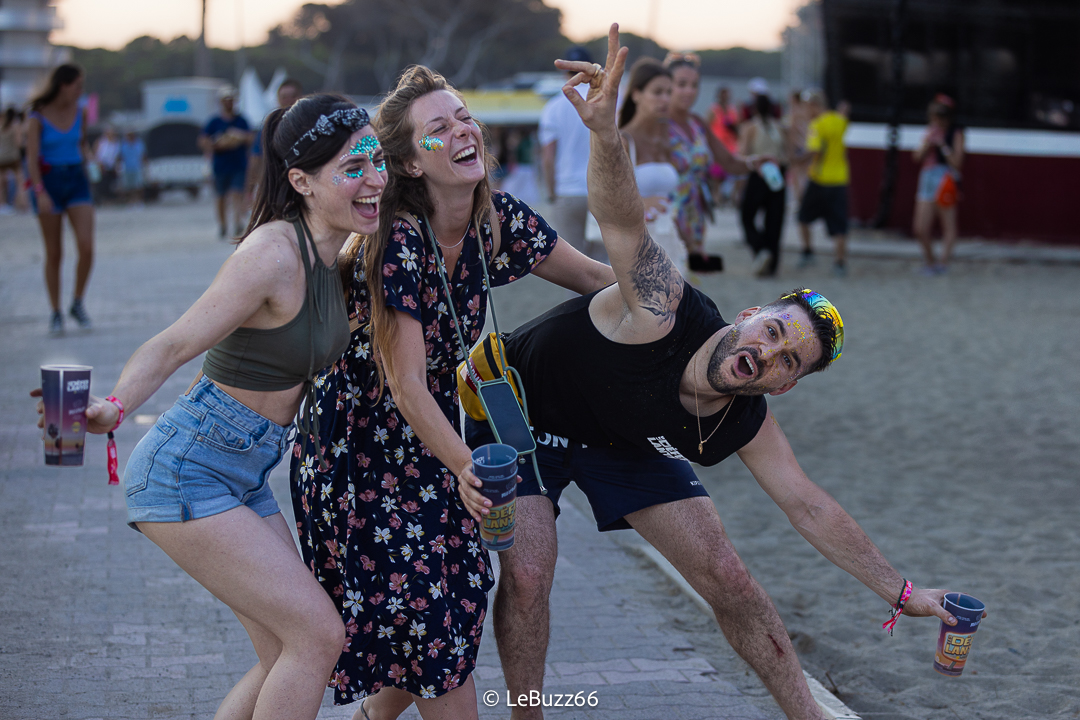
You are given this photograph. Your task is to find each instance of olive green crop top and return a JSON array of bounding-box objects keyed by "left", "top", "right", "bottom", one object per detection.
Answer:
[{"left": 202, "top": 216, "right": 350, "bottom": 393}]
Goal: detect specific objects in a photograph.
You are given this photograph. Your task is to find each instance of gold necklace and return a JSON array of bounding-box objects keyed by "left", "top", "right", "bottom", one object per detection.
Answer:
[{"left": 693, "top": 351, "right": 735, "bottom": 455}]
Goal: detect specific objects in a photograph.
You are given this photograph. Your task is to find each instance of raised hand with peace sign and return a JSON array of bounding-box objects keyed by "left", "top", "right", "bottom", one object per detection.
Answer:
[{"left": 554, "top": 23, "right": 685, "bottom": 339}]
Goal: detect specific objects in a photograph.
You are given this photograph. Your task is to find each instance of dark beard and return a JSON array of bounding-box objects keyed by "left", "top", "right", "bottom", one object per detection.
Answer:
[{"left": 706, "top": 327, "right": 770, "bottom": 396}]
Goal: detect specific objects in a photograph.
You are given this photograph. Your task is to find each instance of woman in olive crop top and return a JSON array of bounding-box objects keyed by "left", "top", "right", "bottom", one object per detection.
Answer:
[{"left": 33, "top": 95, "right": 386, "bottom": 720}]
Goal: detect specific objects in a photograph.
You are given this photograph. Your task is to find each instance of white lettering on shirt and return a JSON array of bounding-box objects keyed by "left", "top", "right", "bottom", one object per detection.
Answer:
[{"left": 647, "top": 436, "right": 688, "bottom": 461}]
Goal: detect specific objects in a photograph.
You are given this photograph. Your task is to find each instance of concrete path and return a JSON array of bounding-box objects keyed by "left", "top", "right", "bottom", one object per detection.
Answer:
[{"left": 0, "top": 199, "right": 788, "bottom": 720}]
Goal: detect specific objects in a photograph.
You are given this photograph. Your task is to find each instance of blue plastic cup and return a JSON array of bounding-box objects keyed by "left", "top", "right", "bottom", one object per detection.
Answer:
[
  {"left": 934, "top": 592, "right": 986, "bottom": 676},
  {"left": 472, "top": 443, "right": 518, "bottom": 551}
]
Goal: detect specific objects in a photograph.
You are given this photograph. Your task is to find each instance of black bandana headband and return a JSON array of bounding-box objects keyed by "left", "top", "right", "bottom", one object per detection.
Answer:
[{"left": 285, "top": 107, "right": 370, "bottom": 167}]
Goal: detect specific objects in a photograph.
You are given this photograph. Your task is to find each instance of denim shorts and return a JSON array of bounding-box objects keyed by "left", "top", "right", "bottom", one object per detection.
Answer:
[
  {"left": 124, "top": 376, "right": 289, "bottom": 530},
  {"left": 31, "top": 163, "right": 92, "bottom": 213},
  {"left": 917, "top": 165, "right": 954, "bottom": 203}
]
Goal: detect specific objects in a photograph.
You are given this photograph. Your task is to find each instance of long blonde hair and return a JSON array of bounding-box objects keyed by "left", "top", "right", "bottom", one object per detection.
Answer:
[{"left": 356, "top": 65, "right": 496, "bottom": 391}]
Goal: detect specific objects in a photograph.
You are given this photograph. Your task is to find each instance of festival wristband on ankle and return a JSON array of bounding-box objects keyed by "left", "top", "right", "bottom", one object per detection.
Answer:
[{"left": 882, "top": 578, "right": 913, "bottom": 636}]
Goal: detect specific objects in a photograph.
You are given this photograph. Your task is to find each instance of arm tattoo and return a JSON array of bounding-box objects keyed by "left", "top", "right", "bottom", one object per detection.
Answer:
[{"left": 630, "top": 226, "right": 683, "bottom": 321}]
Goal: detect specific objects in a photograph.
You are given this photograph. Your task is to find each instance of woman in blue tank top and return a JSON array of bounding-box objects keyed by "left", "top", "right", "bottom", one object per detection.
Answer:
[
  {"left": 25, "top": 64, "right": 96, "bottom": 334},
  {"left": 33, "top": 94, "right": 386, "bottom": 720}
]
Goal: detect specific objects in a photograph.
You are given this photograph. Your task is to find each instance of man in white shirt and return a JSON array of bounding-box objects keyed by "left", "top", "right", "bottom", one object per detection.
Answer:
[{"left": 539, "top": 46, "right": 607, "bottom": 263}]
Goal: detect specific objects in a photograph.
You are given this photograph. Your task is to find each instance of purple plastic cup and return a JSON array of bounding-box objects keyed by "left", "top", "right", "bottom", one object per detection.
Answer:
[
  {"left": 934, "top": 592, "right": 985, "bottom": 676},
  {"left": 41, "top": 365, "right": 92, "bottom": 467}
]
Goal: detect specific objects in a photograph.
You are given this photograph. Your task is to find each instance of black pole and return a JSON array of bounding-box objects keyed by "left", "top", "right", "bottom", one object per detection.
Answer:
[
  {"left": 196, "top": 0, "right": 212, "bottom": 77},
  {"left": 873, "top": 0, "right": 907, "bottom": 228}
]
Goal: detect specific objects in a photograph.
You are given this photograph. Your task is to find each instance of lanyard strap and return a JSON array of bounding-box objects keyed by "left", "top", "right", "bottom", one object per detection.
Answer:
[{"left": 421, "top": 213, "right": 502, "bottom": 363}]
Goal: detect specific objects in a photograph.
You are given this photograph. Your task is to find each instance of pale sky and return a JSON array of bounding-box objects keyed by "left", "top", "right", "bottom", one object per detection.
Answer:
[{"left": 51, "top": 0, "right": 800, "bottom": 51}]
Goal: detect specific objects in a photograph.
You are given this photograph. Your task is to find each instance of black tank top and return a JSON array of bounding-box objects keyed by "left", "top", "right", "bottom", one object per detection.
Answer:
[{"left": 506, "top": 283, "right": 767, "bottom": 466}]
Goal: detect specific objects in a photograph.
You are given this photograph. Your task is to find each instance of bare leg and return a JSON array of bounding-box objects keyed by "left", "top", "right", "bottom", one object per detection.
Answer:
[
  {"left": 353, "top": 666, "right": 478, "bottom": 720},
  {"left": 798, "top": 222, "right": 812, "bottom": 253},
  {"left": 492, "top": 496, "right": 557, "bottom": 720},
  {"left": 833, "top": 234, "right": 847, "bottom": 267},
  {"left": 229, "top": 189, "right": 246, "bottom": 233},
  {"left": 913, "top": 200, "right": 936, "bottom": 267},
  {"left": 356, "top": 688, "right": 415, "bottom": 720},
  {"left": 38, "top": 212, "right": 64, "bottom": 310},
  {"left": 139, "top": 508, "right": 345, "bottom": 720},
  {"left": 626, "top": 497, "right": 824, "bottom": 720},
  {"left": 939, "top": 206, "right": 958, "bottom": 266},
  {"left": 216, "top": 193, "right": 227, "bottom": 234},
  {"left": 66, "top": 204, "right": 95, "bottom": 300},
  {"left": 212, "top": 516, "right": 292, "bottom": 720},
  {"left": 414, "top": 675, "right": 479, "bottom": 720}
]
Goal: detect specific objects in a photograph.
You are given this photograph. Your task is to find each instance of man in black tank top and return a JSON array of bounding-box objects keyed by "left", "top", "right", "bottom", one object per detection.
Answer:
[{"left": 462, "top": 28, "right": 981, "bottom": 720}]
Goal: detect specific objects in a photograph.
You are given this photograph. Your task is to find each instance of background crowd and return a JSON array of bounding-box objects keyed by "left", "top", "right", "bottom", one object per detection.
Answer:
[{"left": 3, "top": 44, "right": 969, "bottom": 341}]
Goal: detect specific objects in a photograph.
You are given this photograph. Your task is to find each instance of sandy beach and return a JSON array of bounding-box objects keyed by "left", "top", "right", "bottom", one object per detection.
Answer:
[{"left": 492, "top": 224, "right": 1080, "bottom": 719}]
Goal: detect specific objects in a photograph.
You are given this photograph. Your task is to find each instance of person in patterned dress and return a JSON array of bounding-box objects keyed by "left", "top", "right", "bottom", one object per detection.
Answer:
[
  {"left": 291, "top": 66, "right": 613, "bottom": 719},
  {"left": 664, "top": 52, "right": 755, "bottom": 273}
]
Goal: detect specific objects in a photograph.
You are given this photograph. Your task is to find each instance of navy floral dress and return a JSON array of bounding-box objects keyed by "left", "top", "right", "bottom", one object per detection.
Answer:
[{"left": 291, "top": 191, "right": 558, "bottom": 704}]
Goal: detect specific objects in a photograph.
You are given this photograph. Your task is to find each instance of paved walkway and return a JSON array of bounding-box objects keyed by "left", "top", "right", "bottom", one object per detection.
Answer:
[{"left": 0, "top": 200, "right": 788, "bottom": 720}]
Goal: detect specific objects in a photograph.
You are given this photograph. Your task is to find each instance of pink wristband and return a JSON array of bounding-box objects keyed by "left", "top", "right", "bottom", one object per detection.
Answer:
[
  {"left": 105, "top": 395, "right": 124, "bottom": 432},
  {"left": 882, "top": 579, "right": 913, "bottom": 636}
]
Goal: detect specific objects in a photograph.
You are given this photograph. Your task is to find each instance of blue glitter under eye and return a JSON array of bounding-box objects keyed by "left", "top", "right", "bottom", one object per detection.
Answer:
[{"left": 343, "top": 135, "right": 383, "bottom": 178}]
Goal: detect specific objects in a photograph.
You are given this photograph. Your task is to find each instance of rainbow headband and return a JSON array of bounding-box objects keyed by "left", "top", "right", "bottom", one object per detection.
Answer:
[{"left": 783, "top": 288, "right": 844, "bottom": 363}]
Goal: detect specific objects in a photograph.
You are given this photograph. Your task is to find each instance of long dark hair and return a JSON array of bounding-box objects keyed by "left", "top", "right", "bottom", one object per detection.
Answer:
[
  {"left": 29, "top": 64, "right": 83, "bottom": 111},
  {"left": 618, "top": 58, "right": 671, "bottom": 128},
  {"left": 753, "top": 94, "right": 774, "bottom": 127},
  {"left": 356, "top": 64, "right": 495, "bottom": 390},
  {"left": 244, "top": 93, "right": 359, "bottom": 239},
  {"left": 2, "top": 107, "right": 16, "bottom": 130}
]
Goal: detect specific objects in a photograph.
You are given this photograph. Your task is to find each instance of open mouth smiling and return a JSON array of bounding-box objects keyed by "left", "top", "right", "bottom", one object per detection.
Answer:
[
  {"left": 452, "top": 146, "right": 477, "bottom": 164},
  {"left": 733, "top": 352, "right": 757, "bottom": 380},
  {"left": 353, "top": 194, "right": 379, "bottom": 218}
]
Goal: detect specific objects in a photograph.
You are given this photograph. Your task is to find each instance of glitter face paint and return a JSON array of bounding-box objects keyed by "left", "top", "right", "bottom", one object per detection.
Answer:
[
  {"left": 342, "top": 135, "right": 385, "bottom": 178},
  {"left": 782, "top": 288, "right": 844, "bottom": 363},
  {"left": 419, "top": 135, "right": 444, "bottom": 151}
]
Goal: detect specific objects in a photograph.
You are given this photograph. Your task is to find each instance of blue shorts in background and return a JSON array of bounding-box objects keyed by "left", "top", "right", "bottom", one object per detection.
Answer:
[
  {"left": 32, "top": 163, "right": 92, "bottom": 213},
  {"left": 213, "top": 168, "right": 247, "bottom": 196}
]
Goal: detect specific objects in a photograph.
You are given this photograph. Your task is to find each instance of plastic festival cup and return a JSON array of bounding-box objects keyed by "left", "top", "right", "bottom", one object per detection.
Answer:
[
  {"left": 40, "top": 365, "right": 92, "bottom": 467},
  {"left": 472, "top": 443, "right": 518, "bottom": 552},
  {"left": 933, "top": 592, "right": 986, "bottom": 676}
]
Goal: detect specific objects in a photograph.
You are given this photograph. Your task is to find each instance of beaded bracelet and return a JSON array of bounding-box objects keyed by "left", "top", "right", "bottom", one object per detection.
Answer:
[{"left": 882, "top": 578, "right": 913, "bottom": 636}]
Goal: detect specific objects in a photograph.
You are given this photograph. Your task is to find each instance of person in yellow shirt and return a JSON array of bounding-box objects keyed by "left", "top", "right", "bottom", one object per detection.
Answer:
[{"left": 795, "top": 90, "right": 851, "bottom": 275}]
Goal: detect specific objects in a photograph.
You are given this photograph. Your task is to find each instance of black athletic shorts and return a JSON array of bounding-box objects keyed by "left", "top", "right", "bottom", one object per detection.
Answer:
[
  {"left": 465, "top": 418, "right": 709, "bottom": 532},
  {"left": 797, "top": 181, "right": 849, "bottom": 237}
]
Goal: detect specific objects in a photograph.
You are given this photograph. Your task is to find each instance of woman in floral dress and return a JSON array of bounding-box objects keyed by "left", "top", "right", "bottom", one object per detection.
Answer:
[{"left": 292, "top": 66, "right": 613, "bottom": 719}]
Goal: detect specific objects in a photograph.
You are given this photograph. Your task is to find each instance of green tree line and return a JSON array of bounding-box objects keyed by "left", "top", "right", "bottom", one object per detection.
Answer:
[{"left": 68, "top": 0, "right": 780, "bottom": 115}]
